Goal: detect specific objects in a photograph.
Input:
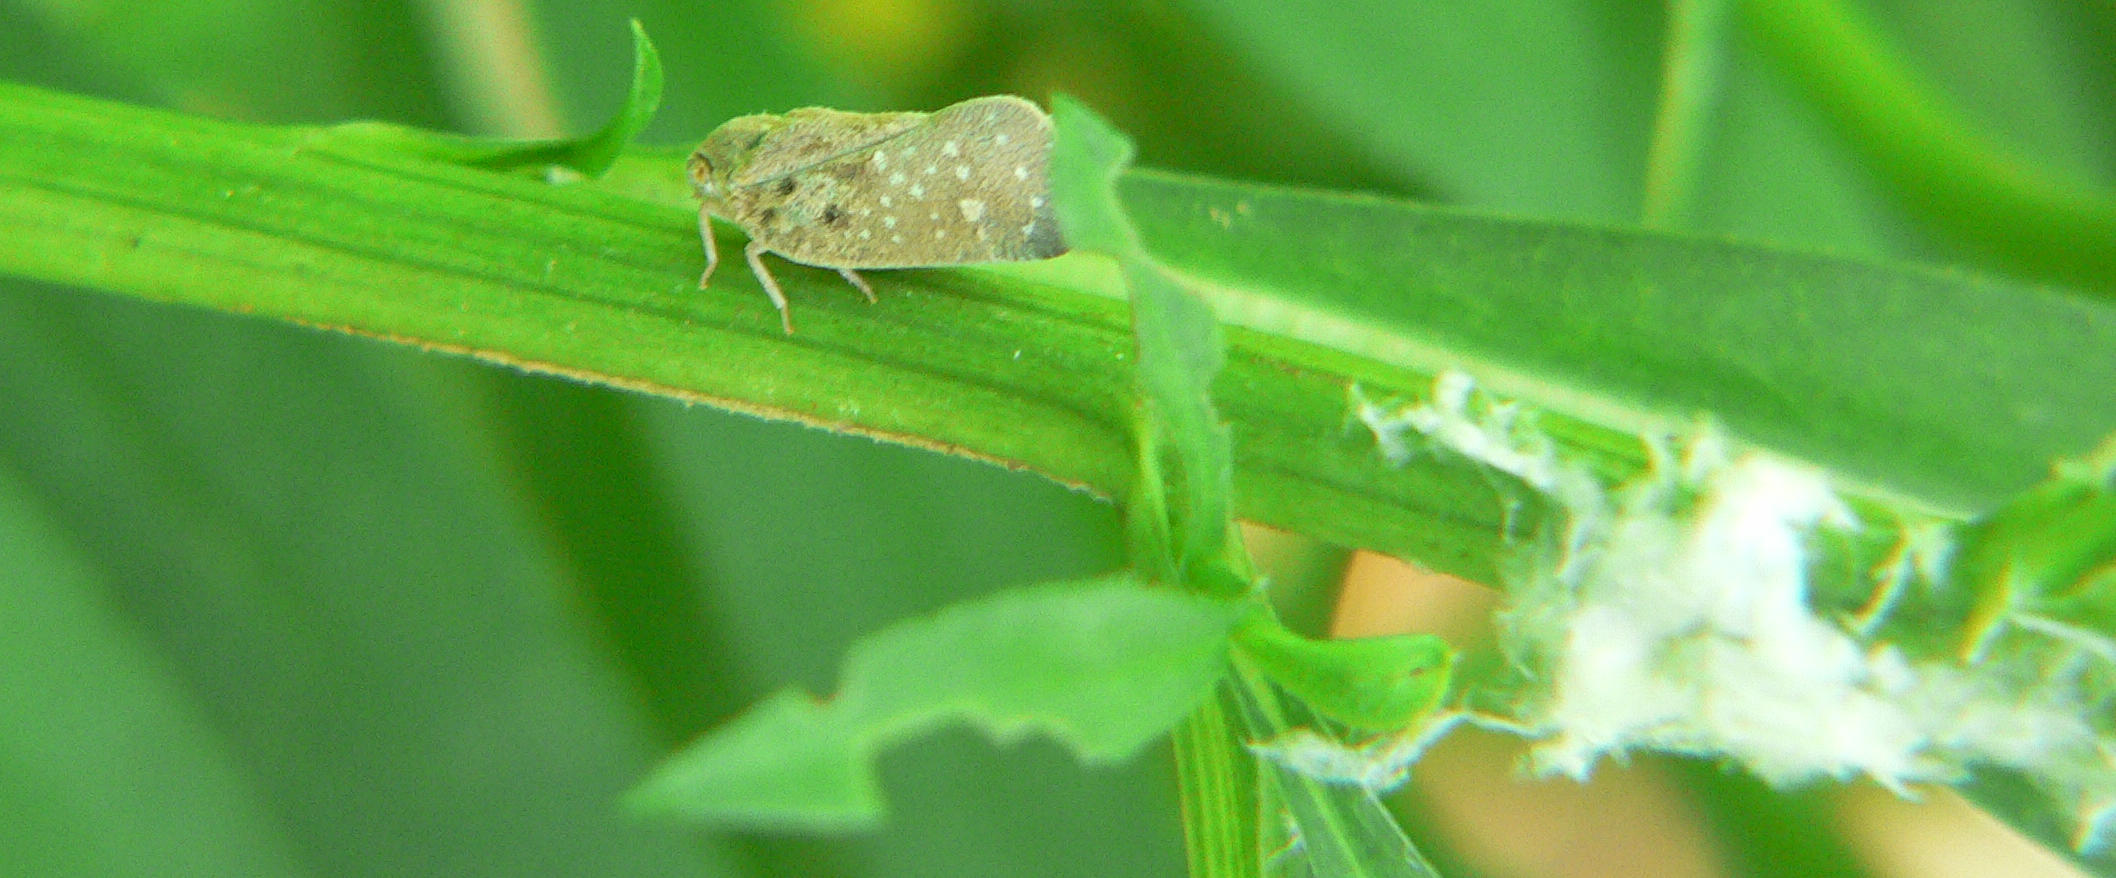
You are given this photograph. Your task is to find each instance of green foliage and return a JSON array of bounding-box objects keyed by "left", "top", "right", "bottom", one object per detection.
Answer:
[
  {"left": 1740, "top": 0, "right": 2116, "bottom": 292},
  {"left": 1232, "top": 611, "right": 1452, "bottom": 733},
  {"left": 313, "top": 20, "right": 664, "bottom": 177},
  {"left": 1051, "top": 94, "right": 1457, "bottom": 878},
  {"left": 1870, "top": 438, "right": 2116, "bottom": 871},
  {"left": 1048, "top": 94, "right": 1246, "bottom": 596},
  {"left": 1953, "top": 439, "right": 2116, "bottom": 658},
  {"left": 0, "top": 468, "right": 306, "bottom": 876},
  {"left": 1116, "top": 169, "right": 2116, "bottom": 512},
  {"left": 6, "top": 2, "right": 2116, "bottom": 877},
  {"left": 628, "top": 577, "right": 1239, "bottom": 828}
]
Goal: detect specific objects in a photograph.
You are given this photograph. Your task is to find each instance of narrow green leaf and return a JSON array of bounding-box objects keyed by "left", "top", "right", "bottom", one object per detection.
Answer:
[
  {"left": 627, "top": 577, "right": 1239, "bottom": 829},
  {"left": 1050, "top": 94, "right": 1246, "bottom": 595},
  {"left": 1641, "top": 0, "right": 1736, "bottom": 228},
  {"left": 565, "top": 20, "right": 663, "bottom": 177},
  {"left": 1046, "top": 94, "right": 1143, "bottom": 255},
  {"left": 307, "top": 20, "right": 661, "bottom": 177},
  {"left": 6, "top": 78, "right": 2111, "bottom": 579},
  {"left": 1050, "top": 95, "right": 1451, "bottom": 877},
  {"left": 1952, "top": 440, "right": 2116, "bottom": 657},
  {"left": 1129, "top": 257, "right": 1243, "bottom": 591}
]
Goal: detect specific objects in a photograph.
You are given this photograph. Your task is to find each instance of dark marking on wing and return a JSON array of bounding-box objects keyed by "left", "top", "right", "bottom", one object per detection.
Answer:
[
  {"left": 746, "top": 96, "right": 1067, "bottom": 270},
  {"left": 730, "top": 109, "right": 925, "bottom": 188}
]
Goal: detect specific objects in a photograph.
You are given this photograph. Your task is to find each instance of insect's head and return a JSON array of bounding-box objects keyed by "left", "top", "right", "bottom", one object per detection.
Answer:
[{"left": 688, "top": 115, "right": 777, "bottom": 207}]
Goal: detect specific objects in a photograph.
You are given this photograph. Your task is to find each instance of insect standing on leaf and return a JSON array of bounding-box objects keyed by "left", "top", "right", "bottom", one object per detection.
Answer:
[{"left": 688, "top": 95, "right": 1069, "bottom": 334}]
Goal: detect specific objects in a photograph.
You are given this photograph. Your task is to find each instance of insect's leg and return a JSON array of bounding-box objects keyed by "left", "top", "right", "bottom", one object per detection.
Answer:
[
  {"left": 744, "top": 240, "right": 795, "bottom": 334},
  {"left": 697, "top": 210, "right": 718, "bottom": 288},
  {"left": 837, "top": 269, "right": 878, "bottom": 304}
]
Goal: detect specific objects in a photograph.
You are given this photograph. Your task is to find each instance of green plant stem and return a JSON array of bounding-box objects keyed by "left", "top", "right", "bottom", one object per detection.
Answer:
[
  {"left": 6, "top": 80, "right": 2113, "bottom": 589},
  {"left": 0, "top": 81, "right": 1512, "bottom": 584},
  {"left": 1173, "top": 689, "right": 1261, "bottom": 878},
  {"left": 1643, "top": 0, "right": 1734, "bottom": 228}
]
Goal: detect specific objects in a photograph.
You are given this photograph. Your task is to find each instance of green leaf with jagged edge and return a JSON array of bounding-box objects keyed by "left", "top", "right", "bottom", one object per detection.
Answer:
[
  {"left": 308, "top": 19, "right": 663, "bottom": 177},
  {"left": 1049, "top": 94, "right": 1447, "bottom": 878},
  {"left": 626, "top": 577, "right": 1238, "bottom": 829}
]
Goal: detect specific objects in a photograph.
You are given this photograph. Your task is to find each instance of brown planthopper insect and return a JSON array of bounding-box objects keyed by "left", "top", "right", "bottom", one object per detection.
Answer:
[{"left": 688, "top": 95, "right": 1068, "bottom": 333}]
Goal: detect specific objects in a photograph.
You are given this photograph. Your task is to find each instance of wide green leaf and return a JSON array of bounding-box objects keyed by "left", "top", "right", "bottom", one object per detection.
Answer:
[{"left": 1116, "top": 169, "right": 2116, "bottom": 512}]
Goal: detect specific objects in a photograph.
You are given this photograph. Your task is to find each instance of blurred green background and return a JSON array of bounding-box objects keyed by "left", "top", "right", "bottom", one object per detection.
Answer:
[{"left": 2, "top": 1, "right": 2111, "bottom": 876}]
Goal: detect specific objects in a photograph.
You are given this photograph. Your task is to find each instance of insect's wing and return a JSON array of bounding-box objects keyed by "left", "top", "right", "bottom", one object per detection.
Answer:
[
  {"left": 761, "top": 95, "right": 1066, "bottom": 268},
  {"left": 854, "top": 95, "right": 1066, "bottom": 264},
  {"left": 728, "top": 108, "right": 926, "bottom": 189},
  {"left": 735, "top": 96, "right": 1067, "bottom": 271}
]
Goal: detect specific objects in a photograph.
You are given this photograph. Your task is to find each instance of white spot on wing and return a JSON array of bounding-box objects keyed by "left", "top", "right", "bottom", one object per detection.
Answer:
[
  {"left": 889, "top": 172, "right": 906, "bottom": 185},
  {"left": 909, "top": 183, "right": 924, "bottom": 198},
  {"left": 1030, "top": 195, "right": 1045, "bottom": 208},
  {"left": 924, "top": 165, "right": 937, "bottom": 176},
  {"left": 958, "top": 199, "right": 986, "bottom": 222},
  {"left": 883, "top": 215, "right": 897, "bottom": 228},
  {"left": 942, "top": 141, "right": 960, "bottom": 156},
  {"left": 891, "top": 233, "right": 904, "bottom": 244},
  {"left": 1013, "top": 166, "right": 1028, "bottom": 181},
  {"left": 954, "top": 166, "right": 970, "bottom": 181},
  {"left": 871, "top": 151, "right": 887, "bottom": 169},
  {"left": 995, "top": 133, "right": 1010, "bottom": 145},
  {"left": 934, "top": 229, "right": 947, "bottom": 239},
  {"left": 879, "top": 195, "right": 892, "bottom": 207},
  {"left": 858, "top": 229, "right": 871, "bottom": 239}
]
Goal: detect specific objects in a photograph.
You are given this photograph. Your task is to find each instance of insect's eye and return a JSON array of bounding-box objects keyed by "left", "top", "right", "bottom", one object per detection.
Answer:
[{"left": 686, "top": 156, "right": 720, "bottom": 196}]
